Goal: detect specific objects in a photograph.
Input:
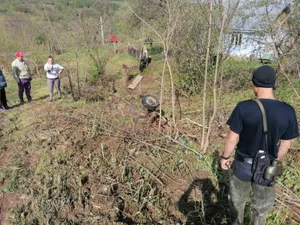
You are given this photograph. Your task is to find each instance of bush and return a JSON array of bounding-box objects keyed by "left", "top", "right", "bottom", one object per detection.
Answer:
[
  {"left": 14, "top": 4, "right": 32, "bottom": 14},
  {"left": 222, "top": 59, "right": 270, "bottom": 90},
  {"left": 88, "top": 58, "right": 107, "bottom": 84}
]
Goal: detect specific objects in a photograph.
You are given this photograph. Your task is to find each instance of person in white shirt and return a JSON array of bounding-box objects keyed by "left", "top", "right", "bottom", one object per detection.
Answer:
[{"left": 44, "top": 56, "right": 64, "bottom": 101}]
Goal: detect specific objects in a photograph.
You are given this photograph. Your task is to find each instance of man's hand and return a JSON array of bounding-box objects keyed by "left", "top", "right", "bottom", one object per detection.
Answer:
[
  {"left": 220, "top": 158, "right": 232, "bottom": 170},
  {"left": 220, "top": 130, "right": 239, "bottom": 170},
  {"left": 277, "top": 139, "right": 292, "bottom": 160}
]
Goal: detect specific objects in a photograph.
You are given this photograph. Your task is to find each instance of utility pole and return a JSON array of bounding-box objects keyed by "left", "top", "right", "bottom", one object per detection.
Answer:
[{"left": 100, "top": 16, "right": 105, "bottom": 45}]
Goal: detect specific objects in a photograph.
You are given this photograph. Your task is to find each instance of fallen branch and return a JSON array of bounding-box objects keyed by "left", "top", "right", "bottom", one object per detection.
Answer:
[
  {"left": 275, "top": 198, "right": 300, "bottom": 221},
  {"left": 182, "top": 118, "right": 208, "bottom": 129},
  {"left": 129, "top": 156, "right": 164, "bottom": 186},
  {"left": 166, "top": 135, "right": 202, "bottom": 158}
]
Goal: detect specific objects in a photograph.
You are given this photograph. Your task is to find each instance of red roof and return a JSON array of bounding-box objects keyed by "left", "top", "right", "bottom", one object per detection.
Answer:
[{"left": 108, "top": 35, "right": 118, "bottom": 43}]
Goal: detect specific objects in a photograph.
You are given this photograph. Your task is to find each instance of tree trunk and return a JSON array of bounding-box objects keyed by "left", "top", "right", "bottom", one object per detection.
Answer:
[
  {"left": 201, "top": 0, "right": 213, "bottom": 149},
  {"left": 100, "top": 16, "right": 105, "bottom": 45},
  {"left": 203, "top": 13, "right": 226, "bottom": 154}
]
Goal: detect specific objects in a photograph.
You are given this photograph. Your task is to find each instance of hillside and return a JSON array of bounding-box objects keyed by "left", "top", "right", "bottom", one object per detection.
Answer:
[
  {"left": 0, "top": 46, "right": 299, "bottom": 224},
  {"left": 0, "top": 0, "right": 300, "bottom": 224},
  {"left": 0, "top": 51, "right": 225, "bottom": 224}
]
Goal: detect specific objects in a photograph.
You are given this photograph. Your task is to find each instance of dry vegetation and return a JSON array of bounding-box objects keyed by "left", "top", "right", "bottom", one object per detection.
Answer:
[
  {"left": 0, "top": 50, "right": 299, "bottom": 224},
  {"left": 0, "top": 0, "right": 300, "bottom": 224},
  {"left": 0, "top": 84, "right": 229, "bottom": 224}
]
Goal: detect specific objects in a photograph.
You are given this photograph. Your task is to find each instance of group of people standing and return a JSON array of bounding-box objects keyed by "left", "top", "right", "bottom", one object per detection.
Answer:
[
  {"left": 0, "top": 52, "right": 64, "bottom": 111},
  {"left": 0, "top": 52, "right": 299, "bottom": 225}
]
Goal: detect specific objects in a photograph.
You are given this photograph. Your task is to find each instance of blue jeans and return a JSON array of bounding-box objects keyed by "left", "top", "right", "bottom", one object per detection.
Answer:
[{"left": 229, "top": 173, "right": 275, "bottom": 225}]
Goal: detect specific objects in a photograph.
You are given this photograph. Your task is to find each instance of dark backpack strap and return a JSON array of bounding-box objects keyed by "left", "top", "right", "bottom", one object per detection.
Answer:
[{"left": 253, "top": 99, "right": 268, "bottom": 152}]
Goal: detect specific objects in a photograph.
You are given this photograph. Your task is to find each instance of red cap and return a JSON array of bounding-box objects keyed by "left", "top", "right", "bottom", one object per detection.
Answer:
[{"left": 16, "top": 52, "right": 24, "bottom": 57}]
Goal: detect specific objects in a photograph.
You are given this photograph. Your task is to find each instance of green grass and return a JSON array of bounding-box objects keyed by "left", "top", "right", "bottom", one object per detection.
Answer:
[
  {"left": 106, "top": 53, "right": 139, "bottom": 76},
  {"left": 223, "top": 58, "right": 276, "bottom": 71}
]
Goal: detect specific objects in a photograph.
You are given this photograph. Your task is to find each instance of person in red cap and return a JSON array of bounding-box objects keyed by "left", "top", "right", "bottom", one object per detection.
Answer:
[{"left": 12, "top": 52, "right": 32, "bottom": 104}]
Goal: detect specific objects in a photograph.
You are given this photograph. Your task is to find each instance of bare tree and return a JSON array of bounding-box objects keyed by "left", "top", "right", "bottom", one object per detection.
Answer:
[
  {"left": 201, "top": 0, "right": 214, "bottom": 149},
  {"left": 203, "top": 5, "right": 227, "bottom": 153},
  {"left": 125, "top": 0, "right": 186, "bottom": 130},
  {"left": 42, "top": 3, "right": 64, "bottom": 53}
]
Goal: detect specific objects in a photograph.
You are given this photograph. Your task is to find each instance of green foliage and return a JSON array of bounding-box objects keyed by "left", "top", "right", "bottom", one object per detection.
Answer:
[
  {"left": 266, "top": 206, "right": 291, "bottom": 225},
  {"left": 35, "top": 33, "right": 46, "bottom": 45},
  {"left": 55, "top": 0, "right": 97, "bottom": 9},
  {"left": 55, "top": 0, "right": 119, "bottom": 13},
  {"left": 0, "top": 1, "right": 299, "bottom": 224},
  {"left": 278, "top": 163, "right": 300, "bottom": 197},
  {"left": 178, "top": 58, "right": 205, "bottom": 95},
  {"left": 110, "top": 2, "right": 121, "bottom": 11},
  {"left": 275, "top": 76, "right": 300, "bottom": 105},
  {"left": 105, "top": 53, "right": 138, "bottom": 77},
  {"left": 14, "top": 4, "right": 32, "bottom": 14},
  {"left": 46, "top": 10, "right": 65, "bottom": 22},
  {"left": 89, "top": 57, "right": 107, "bottom": 84},
  {"left": 0, "top": 143, "right": 7, "bottom": 152},
  {"left": 55, "top": 0, "right": 71, "bottom": 9},
  {"left": 1, "top": 164, "right": 26, "bottom": 193},
  {"left": 0, "top": 8, "right": 8, "bottom": 14},
  {"left": 149, "top": 45, "right": 164, "bottom": 60},
  {"left": 222, "top": 59, "right": 267, "bottom": 90},
  {"left": 0, "top": 0, "right": 120, "bottom": 53},
  {"left": 73, "top": 0, "right": 95, "bottom": 8},
  {"left": 127, "top": 0, "right": 167, "bottom": 30}
]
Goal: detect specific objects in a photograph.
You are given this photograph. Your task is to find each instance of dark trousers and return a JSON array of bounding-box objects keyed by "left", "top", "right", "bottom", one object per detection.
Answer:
[
  {"left": 229, "top": 174, "right": 275, "bottom": 225},
  {"left": 0, "top": 88, "right": 8, "bottom": 107},
  {"left": 18, "top": 80, "right": 32, "bottom": 102}
]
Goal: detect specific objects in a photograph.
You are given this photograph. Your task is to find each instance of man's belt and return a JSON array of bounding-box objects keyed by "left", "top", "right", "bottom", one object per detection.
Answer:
[{"left": 236, "top": 153, "right": 253, "bottom": 164}]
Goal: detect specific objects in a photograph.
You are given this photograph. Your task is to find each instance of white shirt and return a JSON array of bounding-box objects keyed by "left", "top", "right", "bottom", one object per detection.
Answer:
[{"left": 44, "top": 63, "right": 64, "bottom": 79}]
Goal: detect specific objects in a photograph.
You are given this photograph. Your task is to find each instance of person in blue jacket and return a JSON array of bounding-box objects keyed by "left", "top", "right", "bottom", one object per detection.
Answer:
[{"left": 0, "top": 69, "right": 9, "bottom": 111}]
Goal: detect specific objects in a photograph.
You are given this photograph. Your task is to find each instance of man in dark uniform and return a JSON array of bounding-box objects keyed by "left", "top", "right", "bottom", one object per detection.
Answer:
[{"left": 220, "top": 65, "right": 299, "bottom": 225}]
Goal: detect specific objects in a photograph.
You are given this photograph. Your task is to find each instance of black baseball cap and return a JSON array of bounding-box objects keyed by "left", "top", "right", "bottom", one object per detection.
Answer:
[{"left": 252, "top": 65, "right": 276, "bottom": 88}]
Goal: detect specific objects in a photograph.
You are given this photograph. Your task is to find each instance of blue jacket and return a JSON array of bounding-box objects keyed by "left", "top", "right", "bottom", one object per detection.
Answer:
[{"left": 0, "top": 70, "right": 7, "bottom": 89}]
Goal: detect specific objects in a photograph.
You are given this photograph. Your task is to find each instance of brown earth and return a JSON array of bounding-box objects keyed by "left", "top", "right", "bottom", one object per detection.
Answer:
[
  {"left": 0, "top": 132, "right": 22, "bottom": 225},
  {"left": 0, "top": 61, "right": 299, "bottom": 224},
  {"left": 0, "top": 84, "right": 230, "bottom": 224}
]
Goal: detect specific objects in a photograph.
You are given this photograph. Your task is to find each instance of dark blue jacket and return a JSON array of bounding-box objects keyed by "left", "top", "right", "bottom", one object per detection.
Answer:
[{"left": 0, "top": 69, "right": 7, "bottom": 89}]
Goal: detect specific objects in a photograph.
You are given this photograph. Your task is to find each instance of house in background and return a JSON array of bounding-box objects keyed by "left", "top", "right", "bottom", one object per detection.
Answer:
[{"left": 225, "top": 1, "right": 292, "bottom": 62}]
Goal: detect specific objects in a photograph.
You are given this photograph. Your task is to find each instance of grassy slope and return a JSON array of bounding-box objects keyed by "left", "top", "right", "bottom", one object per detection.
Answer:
[{"left": 0, "top": 48, "right": 299, "bottom": 224}]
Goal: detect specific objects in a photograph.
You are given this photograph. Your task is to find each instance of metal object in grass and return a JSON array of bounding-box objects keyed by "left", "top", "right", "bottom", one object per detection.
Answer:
[{"left": 141, "top": 94, "right": 160, "bottom": 111}]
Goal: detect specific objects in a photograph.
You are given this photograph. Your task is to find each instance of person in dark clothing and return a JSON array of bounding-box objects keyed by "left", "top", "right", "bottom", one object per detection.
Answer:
[
  {"left": 0, "top": 69, "right": 9, "bottom": 111},
  {"left": 220, "top": 65, "right": 299, "bottom": 225},
  {"left": 139, "top": 56, "right": 152, "bottom": 72}
]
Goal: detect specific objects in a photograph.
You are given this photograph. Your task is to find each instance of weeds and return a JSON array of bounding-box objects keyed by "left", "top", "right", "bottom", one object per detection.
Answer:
[{"left": 1, "top": 56, "right": 299, "bottom": 225}]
